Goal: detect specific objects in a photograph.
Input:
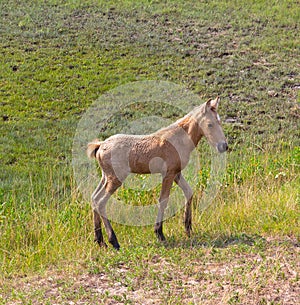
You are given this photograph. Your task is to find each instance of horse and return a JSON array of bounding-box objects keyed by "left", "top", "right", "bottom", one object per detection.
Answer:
[{"left": 87, "top": 97, "right": 228, "bottom": 249}]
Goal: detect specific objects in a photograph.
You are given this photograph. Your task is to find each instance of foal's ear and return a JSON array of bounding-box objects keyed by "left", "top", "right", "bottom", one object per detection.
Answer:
[
  {"left": 205, "top": 96, "right": 220, "bottom": 112},
  {"left": 210, "top": 96, "right": 220, "bottom": 111}
]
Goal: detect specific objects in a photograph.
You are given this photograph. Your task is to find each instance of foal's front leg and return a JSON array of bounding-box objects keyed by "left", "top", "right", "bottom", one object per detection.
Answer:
[
  {"left": 175, "top": 172, "right": 193, "bottom": 236},
  {"left": 154, "top": 174, "right": 176, "bottom": 241}
]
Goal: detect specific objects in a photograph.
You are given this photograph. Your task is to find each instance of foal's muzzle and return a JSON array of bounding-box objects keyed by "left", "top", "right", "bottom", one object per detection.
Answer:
[{"left": 217, "top": 142, "right": 228, "bottom": 153}]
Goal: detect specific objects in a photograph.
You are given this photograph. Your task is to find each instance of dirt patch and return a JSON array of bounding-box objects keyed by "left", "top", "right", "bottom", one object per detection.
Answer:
[{"left": 2, "top": 239, "right": 299, "bottom": 305}]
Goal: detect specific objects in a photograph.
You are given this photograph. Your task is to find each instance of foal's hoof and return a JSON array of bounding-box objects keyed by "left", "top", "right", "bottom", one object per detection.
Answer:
[
  {"left": 158, "top": 235, "right": 166, "bottom": 242},
  {"left": 109, "top": 239, "right": 120, "bottom": 250},
  {"left": 108, "top": 237, "right": 120, "bottom": 250},
  {"left": 113, "top": 244, "right": 120, "bottom": 251},
  {"left": 155, "top": 231, "right": 166, "bottom": 242},
  {"left": 185, "top": 223, "right": 192, "bottom": 237},
  {"left": 185, "top": 226, "right": 192, "bottom": 237},
  {"left": 95, "top": 240, "right": 108, "bottom": 248}
]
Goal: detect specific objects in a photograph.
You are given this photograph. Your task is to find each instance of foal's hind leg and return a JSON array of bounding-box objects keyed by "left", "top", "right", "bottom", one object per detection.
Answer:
[
  {"left": 94, "top": 175, "right": 123, "bottom": 250},
  {"left": 175, "top": 172, "right": 193, "bottom": 236},
  {"left": 91, "top": 175, "right": 107, "bottom": 247},
  {"left": 154, "top": 173, "right": 176, "bottom": 241}
]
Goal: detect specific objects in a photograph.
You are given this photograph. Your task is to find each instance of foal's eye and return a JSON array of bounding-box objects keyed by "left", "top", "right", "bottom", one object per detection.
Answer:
[{"left": 208, "top": 123, "right": 213, "bottom": 128}]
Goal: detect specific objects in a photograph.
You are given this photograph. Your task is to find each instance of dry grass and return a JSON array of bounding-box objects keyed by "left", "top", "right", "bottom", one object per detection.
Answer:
[{"left": 1, "top": 238, "right": 299, "bottom": 305}]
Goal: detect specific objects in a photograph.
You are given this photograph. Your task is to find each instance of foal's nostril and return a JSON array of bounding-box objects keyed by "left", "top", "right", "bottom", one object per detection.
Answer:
[{"left": 217, "top": 142, "right": 228, "bottom": 153}]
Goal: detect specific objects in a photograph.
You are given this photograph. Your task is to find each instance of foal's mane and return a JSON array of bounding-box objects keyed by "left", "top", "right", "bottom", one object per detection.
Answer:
[{"left": 153, "top": 103, "right": 206, "bottom": 137}]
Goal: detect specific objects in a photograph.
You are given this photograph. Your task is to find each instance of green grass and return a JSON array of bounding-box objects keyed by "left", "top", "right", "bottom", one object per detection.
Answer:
[{"left": 0, "top": 0, "right": 299, "bottom": 304}]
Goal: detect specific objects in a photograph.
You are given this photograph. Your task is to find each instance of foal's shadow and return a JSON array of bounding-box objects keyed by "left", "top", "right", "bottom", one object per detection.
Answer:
[{"left": 160, "top": 233, "right": 266, "bottom": 249}]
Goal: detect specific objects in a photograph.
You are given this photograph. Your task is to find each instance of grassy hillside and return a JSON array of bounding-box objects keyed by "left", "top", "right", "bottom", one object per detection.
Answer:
[{"left": 0, "top": 1, "right": 299, "bottom": 304}]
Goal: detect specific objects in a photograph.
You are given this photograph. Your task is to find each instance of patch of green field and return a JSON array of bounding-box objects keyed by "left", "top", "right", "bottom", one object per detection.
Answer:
[{"left": 0, "top": 0, "right": 299, "bottom": 304}]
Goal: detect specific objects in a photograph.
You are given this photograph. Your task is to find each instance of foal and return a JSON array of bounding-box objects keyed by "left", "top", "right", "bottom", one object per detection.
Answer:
[{"left": 87, "top": 97, "right": 227, "bottom": 249}]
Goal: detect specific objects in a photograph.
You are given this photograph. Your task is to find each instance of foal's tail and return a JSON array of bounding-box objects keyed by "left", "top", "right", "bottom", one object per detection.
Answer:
[{"left": 87, "top": 139, "right": 102, "bottom": 159}]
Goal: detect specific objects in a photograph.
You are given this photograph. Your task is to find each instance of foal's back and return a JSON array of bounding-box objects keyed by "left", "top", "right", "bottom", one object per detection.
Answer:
[{"left": 99, "top": 128, "right": 181, "bottom": 175}]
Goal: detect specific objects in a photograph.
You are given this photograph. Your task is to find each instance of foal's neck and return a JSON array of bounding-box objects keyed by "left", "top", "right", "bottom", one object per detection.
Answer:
[{"left": 177, "top": 115, "right": 203, "bottom": 147}]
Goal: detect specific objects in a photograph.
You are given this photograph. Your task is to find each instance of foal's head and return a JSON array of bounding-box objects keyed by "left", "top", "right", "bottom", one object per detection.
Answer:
[{"left": 194, "top": 97, "right": 228, "bottom": 153}]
